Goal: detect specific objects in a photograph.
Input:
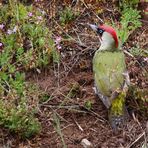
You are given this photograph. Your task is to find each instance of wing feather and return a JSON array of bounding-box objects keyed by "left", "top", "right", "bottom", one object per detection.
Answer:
[{"left": 93, "top": 50, "right": 126, "bottom": 108}]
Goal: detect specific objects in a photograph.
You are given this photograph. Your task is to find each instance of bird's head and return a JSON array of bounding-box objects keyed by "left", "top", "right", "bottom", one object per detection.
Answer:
[{"left": 89, "top": 24, "right": 119, "bottom": 51}]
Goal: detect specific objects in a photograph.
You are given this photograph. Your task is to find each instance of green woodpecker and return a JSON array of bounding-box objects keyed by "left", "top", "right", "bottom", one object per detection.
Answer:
[{"left": 89, "top": 24, "right": 130, "bottom": 130}]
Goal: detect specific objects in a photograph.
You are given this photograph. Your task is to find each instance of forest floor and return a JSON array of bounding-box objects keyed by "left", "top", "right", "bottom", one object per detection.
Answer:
[{"left": 0, "top": 0, "right": 148, "bottom": 147}]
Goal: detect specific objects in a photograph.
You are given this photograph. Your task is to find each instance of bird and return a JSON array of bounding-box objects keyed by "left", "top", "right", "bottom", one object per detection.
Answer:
[{"left": 89, "top": 24, "right": 130, "bottom": 130}]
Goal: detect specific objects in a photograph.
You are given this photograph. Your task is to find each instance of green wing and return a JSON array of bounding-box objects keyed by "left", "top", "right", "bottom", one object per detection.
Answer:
[{"left": 93, "top": 50, "right": 126, "bottom": 97}]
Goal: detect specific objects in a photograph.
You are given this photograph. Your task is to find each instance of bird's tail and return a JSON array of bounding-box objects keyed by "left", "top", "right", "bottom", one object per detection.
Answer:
[{"left": 108, "top": 92, "right": 129, "bottom": 131}]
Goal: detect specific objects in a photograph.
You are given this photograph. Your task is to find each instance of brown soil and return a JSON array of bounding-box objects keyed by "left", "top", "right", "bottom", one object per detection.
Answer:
[{"left": 1, "top": 0, "right": 148, "bottom": 147}]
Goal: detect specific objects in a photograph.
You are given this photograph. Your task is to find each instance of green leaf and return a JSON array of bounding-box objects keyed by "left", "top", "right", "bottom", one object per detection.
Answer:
[{"left": 38, "top": 37, "right": 45, "bottom": 47}]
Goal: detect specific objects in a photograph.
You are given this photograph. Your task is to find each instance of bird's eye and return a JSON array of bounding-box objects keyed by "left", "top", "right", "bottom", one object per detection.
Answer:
[
  {"left": 97, "top": 28, "right": 104, "bottom": 35},
  {"left": 99, "top": 30, "right": 103, "bottom": 33}
]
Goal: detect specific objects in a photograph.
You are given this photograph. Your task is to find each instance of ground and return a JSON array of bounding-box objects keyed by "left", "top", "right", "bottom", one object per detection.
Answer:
[{"left": 0, "top": 0, "right": 148, "bottom": 147}]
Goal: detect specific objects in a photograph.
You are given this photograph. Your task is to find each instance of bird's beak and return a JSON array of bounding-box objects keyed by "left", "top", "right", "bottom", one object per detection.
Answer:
[
  {"left": 88, "top": 23, "right": 102, "bottom": 42},
  {"left": 88, "top": 24, "right": 98, "bottom": 32}
]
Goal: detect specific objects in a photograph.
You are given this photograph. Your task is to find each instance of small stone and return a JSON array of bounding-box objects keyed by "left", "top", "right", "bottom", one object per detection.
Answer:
[
  {"left": 81, "top": 138, "right": 93, "bottom": 148},
  {"left": 118, "top": 138, "right": 125, "bottom": 144}
]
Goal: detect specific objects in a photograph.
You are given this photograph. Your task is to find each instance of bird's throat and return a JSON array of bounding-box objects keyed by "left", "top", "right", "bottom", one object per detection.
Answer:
[{"left": 99, "top": 32, "right": 117, "bottom": 51}]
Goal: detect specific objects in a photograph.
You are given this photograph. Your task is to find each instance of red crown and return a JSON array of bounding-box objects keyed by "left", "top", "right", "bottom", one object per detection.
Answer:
[{"left": 99, "top": 25, "right": 118, "bottom": 48}]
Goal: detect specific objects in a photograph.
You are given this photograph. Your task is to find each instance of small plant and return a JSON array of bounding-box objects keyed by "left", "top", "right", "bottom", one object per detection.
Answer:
[
  {"left": 0, "top": 1, "right": 59, "bottom": 70},
  {"left": 115, "top": 7, "right": 142, "bottom": 45},
  {"left": 128, "top": 86, "right": 148, "bottom": 116},
  {"left": 60, "top": 6, "right": 79, "bottom": 25},
  {"left": 39, "top": 93, "right": 52, "bottom": 103},
  {"left": 0, "top": 90, "right": 41, "bottom": 138},
  {"left": 0, "top": 70, "right": 42, "bottom": 138},
  {"left": 84, "top": 100, "right": 93, "bottom": 110},
  {"left": 0, "top": 0, "right": 60, "bottom": 138},
  {"left": 119, "top": 0, "right": 139, "bottom": 10},
  {"left": 129, "top": 46, "right": 148, "bottom": 58},
  {"left": 129, "top": 46, "right": 142, "bottom": 56},
  {"left": 67, "top": 82, "right": 80, "bottom": 98},
  {"left": 111, "top": 0, "right": 141, "bottom": 46}
]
